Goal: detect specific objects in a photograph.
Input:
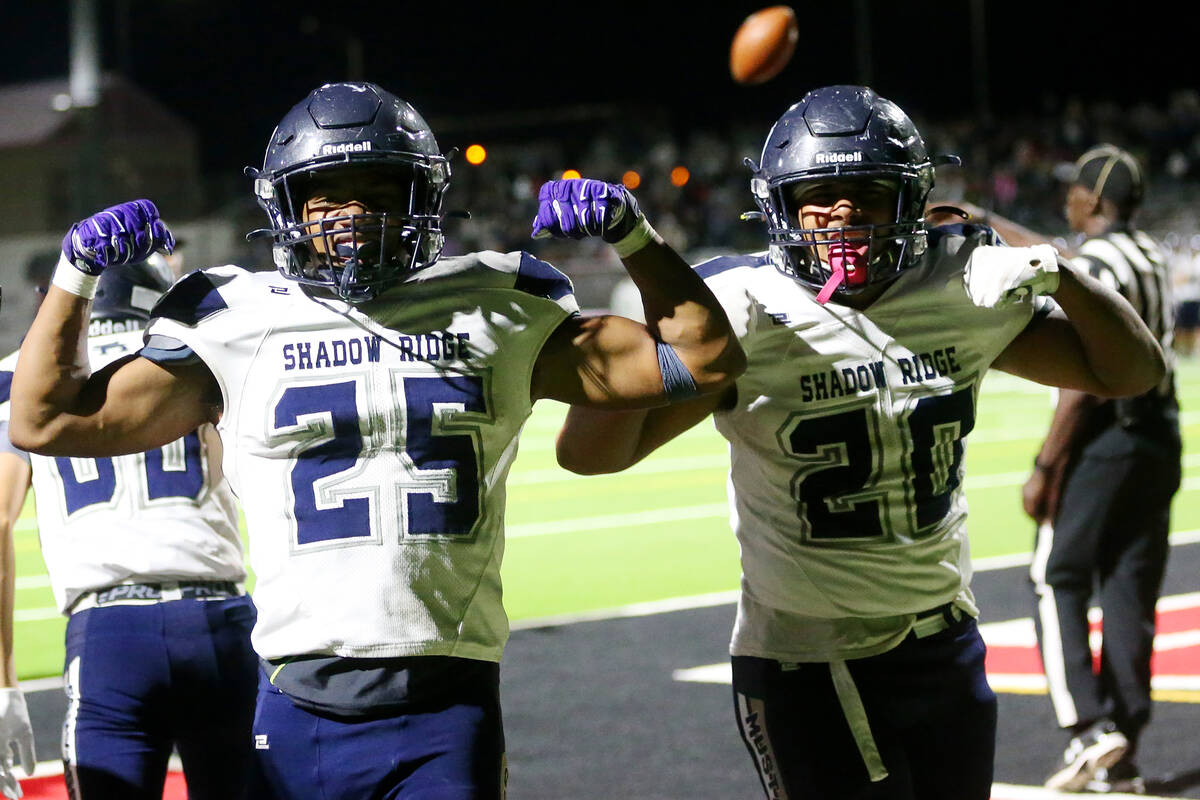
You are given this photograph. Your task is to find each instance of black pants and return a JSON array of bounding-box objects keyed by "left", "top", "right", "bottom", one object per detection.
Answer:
[{"left": 1030, "top": 424, "right": 1180, "bottom": 747}]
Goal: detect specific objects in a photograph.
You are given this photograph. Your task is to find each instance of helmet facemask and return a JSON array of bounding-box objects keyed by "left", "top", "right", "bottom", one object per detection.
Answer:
[
  {"left": 257, "top": 160, "right": 449, "bottom": 303},
  {"left": 754, "top": 170, "right": 930, "bottom": 304}
]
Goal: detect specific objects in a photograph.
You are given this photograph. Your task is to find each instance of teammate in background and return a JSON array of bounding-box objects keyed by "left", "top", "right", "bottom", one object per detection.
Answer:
[
  {"left": 0, "top": 256, "right": 258, "bottom": 799},
  {"left": 1170, "top": 235, "right": 1200, "bottom": 359},
  {"left": 982, "top": 145, "right": 1178, "bottom": 794},
  {"left": 554, "top": 86, "right": 1164, "bottom": 800},
  {"left": 7, "top": 82, "right": 743, "bottom": 799}
]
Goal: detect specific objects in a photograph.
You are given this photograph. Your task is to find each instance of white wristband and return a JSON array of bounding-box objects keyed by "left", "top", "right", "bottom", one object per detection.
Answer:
[
  {"left": 611, "top": 216, "right": 662, "bottom": 259},
  {"left": 51, "top": 253, "right": 99, "bottom": 299}
]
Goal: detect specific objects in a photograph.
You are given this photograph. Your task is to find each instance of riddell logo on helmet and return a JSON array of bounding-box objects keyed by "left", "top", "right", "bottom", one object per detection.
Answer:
[
  {"left": 814, "top": 151, "right": 863, "bottom": 164},
  {"left": 320, "top": 141, "right": 373, "bottom": 155}
]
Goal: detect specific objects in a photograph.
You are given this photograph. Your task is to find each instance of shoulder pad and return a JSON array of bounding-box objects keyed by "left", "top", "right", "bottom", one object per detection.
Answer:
[
  {"left": 515, "top": 252, "right": 574, "bottom": 302},
  {"left": 151, "top": 269, "right": 233, "bottom": 327},
  {"left": 695, "top": 253, "right": 770, "bottom": 279},
  {"left": 927, "top": 222, "right": 1002, "bottom": 249},
  {"left": 0, "top": 350, "right": 19, "bottom": 405}
]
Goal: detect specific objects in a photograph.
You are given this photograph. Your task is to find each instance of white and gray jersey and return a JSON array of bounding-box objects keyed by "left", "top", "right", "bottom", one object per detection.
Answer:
[
  {"left": 697, "top": 225, "right": 1046, "bottom": 662},
  {"left": 0, "top": 335, "right": 244, "bottom": 614},
  {"left": 1073, "top": 229, "right": 1175, "bottom": 402},
  {"left": 143, "top": 251, "right": 578, "bottom": 662}
]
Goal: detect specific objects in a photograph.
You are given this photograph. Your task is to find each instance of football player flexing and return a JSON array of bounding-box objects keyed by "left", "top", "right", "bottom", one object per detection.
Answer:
[
  {"left": 554, "top": 86, "right": 1164, "bottom": 800},
  {"left": 8, "top": 82, "right": 744, "bottom": 799},
  {"left": 0, "top": 257, "right": 257, "bottom": 799}
]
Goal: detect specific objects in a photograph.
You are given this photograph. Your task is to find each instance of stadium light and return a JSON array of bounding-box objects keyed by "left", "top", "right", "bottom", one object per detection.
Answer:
[
  {"left": 670, "top": 166, "right": 690, "bottom": 187},
  {"left": 561, "top": 169, "right": 582, "bottom": 180},
  {"left": 622, "top": 170, "right": 641, "bottom": 190},
  {"left": 465, "top": 144, "right": 487, "bottom": 165}
]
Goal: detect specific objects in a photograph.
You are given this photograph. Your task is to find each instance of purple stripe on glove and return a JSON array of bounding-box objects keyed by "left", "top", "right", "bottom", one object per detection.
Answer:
[
  {"left": 531, "top": 179, "right": 642, "bottom": 244},
  {"left": 62, "top": 199, "right": 176, "bottom": 275}
]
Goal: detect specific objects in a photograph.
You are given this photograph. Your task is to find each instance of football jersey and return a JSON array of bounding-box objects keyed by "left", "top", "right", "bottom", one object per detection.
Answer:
[
  {"left": 697, "top": 226, "right": 1043, "bottom": 662},
  {"left": 143, "top": 251, "right": 578, "bottom": 662},
  {"left": 0, "top": 333, "right": 244, "bottom": 614}
]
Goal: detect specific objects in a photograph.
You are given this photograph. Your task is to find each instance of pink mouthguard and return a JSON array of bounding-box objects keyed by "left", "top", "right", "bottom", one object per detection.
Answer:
[{"left": 814, "top": 245, "right": 867, "bottom": 304}]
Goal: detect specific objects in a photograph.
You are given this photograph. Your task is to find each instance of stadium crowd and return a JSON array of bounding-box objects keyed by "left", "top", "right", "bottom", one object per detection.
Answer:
[{"left": 438, "top": 89, "right": 1200, "bottom": 315}]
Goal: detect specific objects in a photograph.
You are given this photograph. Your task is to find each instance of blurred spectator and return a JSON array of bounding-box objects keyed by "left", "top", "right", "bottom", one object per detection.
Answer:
[{"left": 1174, "top": 234, "right": 1200, "bottom": 357}]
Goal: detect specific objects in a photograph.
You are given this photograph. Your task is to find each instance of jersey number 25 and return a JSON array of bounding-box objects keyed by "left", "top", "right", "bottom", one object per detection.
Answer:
[{"left": 272, "top": 374, "right": 488, "bottom": 547}]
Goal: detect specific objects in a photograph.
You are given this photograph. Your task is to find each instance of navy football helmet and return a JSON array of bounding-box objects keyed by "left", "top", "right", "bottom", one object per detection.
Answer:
[
  {"left": 247, "top": 82, "right": 451, "bottom": 302},
  {"left": 748, "top": 85, "right": 948, "bottom": 300},
  {"left": 91, "top": 253, "right": 174, "bottom": 325}
]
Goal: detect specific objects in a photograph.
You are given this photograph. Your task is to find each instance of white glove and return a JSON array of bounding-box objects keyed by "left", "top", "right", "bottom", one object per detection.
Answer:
[
  {"left": 963, "top": 243, "right": 1059, "bottom": 308},
  {"left": 0, "top": 688, "right": 36, "bottom": 798}
]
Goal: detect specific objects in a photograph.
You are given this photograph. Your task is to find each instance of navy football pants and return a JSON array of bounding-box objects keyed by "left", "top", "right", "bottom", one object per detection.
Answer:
[
  {"left": 62, "top": 595, "right": 259, "bottom": 799},
  {"left": 732, "top": 614, "right": 997, "bottom": 799},
  {"left": 252, "top": 671, "right": 506, "bottom": 799}
]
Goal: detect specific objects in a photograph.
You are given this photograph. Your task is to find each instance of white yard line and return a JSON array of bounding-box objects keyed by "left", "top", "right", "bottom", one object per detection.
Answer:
[{"left": 990, "top": 784, "right": 1184, "bottom": 800}]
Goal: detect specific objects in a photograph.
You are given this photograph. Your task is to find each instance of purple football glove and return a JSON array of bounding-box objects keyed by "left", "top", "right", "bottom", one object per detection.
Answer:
[
  {"left": 61, "top": 199, "right": 175, "bottom": 275},
  {"left": 531, "top": 179, "right": 643, "bottom": 243}
]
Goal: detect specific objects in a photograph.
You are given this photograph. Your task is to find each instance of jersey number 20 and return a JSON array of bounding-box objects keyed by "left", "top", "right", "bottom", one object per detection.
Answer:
[{"left": 780, "top": 385, "right": 975, "bottom": 542}]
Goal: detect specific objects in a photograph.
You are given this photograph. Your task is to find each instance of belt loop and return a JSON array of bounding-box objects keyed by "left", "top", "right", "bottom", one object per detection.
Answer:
[{"left": 911, "top": 603, "right": 961, "bottom": 639}]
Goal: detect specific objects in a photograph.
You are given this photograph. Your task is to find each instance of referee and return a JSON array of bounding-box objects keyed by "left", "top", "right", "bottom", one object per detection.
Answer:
[{"left": 993, "top": 144, "right": 1180, "bottom": 794}]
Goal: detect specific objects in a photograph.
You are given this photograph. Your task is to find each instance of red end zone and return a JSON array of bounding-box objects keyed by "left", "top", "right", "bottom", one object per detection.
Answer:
[{"left": 983, "top": 591, "right": 1200, "bottom": 701}]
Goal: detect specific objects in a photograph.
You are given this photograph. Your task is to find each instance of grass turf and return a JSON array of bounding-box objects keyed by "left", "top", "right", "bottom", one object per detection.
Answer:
[{"left": 12, "top": 361, "right": 1200, "bottom": 680}]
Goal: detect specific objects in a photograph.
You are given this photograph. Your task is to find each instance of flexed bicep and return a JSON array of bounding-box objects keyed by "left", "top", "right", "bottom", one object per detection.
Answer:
[
  {"left": 531, "top": 315, "right": 666, "bottom": 407},
  {"left": 12, "top": 351, "right": 217, "bottom": 458}
]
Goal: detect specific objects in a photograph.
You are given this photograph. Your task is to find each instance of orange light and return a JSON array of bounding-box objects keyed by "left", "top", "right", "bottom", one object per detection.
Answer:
[
  {"left": 670, "top": 166, "right": 690, "bottom": 187},
  {"left": 465, "top": 144, "right": 487, "bottom": 165},
  {"left": 561, "top": 169, "right": 582, "bottom": 180},
  {"left": 621, "top": 170, "right": 641, "bottom": 190}
]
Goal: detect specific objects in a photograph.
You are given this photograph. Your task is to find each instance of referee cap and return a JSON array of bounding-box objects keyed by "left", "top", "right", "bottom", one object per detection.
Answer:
[{"left": 1072, "top": 144, "right": 1144, "bottom": 210}]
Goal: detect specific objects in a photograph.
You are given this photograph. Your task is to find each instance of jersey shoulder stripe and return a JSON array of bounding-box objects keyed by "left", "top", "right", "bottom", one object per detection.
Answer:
[
  {"left": 515, "top": 251, "right": 574, "bottom": 303},
  {"left": 1, "top": 352, "right": 28, "bottom": 458},
  {"left": 927, "top": 222, "right": 1001, "bottom": 248},
  {"left": 151, "top": 269, "right": 234, "bottom": 327},
  {"left": 139, "top": 334, "right": 200, "bottom": 366},
  {"left": 413, "top": 250, "right": 579, "bottom": 316},
  {"left": 695, "top": 253, "right": 770, "bottom": 279},
  {"left": 0, "top": 349, "right": 18, "bottom": 407}
]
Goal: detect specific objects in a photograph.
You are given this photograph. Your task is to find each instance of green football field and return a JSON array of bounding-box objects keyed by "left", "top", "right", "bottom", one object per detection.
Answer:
[{"left": 13, "top": 362, "right": 1200, "bottom": 680}]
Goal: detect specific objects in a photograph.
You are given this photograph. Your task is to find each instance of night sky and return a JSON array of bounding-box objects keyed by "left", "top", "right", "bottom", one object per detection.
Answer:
[{"left": 7, "top": 1, "right": 1197, "bottom": 178}]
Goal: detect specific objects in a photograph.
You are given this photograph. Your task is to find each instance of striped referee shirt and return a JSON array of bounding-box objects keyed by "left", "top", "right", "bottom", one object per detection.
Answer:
[{"left": 1072, "top": 228, "right": 1176, "bottom": 403}]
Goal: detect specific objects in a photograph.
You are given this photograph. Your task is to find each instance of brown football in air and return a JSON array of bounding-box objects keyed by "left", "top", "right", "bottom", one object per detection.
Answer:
[{"left": 730, "top": 6, "right": 799, "bottom": 85}]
